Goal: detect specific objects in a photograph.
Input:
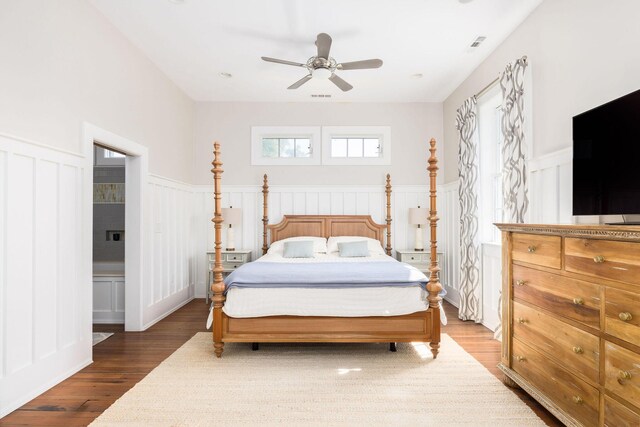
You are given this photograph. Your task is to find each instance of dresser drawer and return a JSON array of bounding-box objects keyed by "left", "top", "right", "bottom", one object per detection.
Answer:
[
  {"left": 512, "top": 338, "right": 599, "bottom": 427},
  {"left": 604, "top": 396, "right": 640, "bottom": 427},
  {"left": 512, "top": 233, "right": 561, "bottom": 269},
  {"left": 513, "top": 301, "right": 599, "bottom": 382},
  {"left": 513, "top": 265, "right": 601, "bottom": 328},
  {"left": 225, "top": 253, "right": 247, "bottom": 262},
  {"left": 605, "top": 341, "right": 640, "bottom": 409},
  {"left": 565, "top": 238, "right": 640, "bottom": 284},
  {"left": 605, "top": 287, "right": 640, "bottom": 345},
  {"left": 222, "top": 262, "right": 242, "bottom": 271}
]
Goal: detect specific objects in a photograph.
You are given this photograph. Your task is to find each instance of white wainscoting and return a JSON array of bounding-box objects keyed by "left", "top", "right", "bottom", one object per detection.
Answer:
[
  {"left": 438, "top": 181, "right": 461, "bottom": 308},
  {"left": 142, "top": 175, "right": 196, "bottom": 329},
  {"left": 0, "top": 134, "right": 91, "bottom": 417},
  {"left": 529, "top": 147, "right": 573, "bottom": 224},
  {"left": 193, "top": 183, "right": 446, "bottom": 298},
  {"left": 93, "top": 276, "right": 125, "bottom": 324}
]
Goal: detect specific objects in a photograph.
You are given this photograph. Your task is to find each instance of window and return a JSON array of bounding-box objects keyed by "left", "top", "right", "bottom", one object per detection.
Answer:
[
  {"left": 104, "top": 149, "right": 126, "bottom": 158},
  {"left": 322, "top": 126, "right": 391, "bottom": 165},
  {"left": 251, "top": 127, "right": 321, "bottom": 165},
  {"left": 94, "top": 145, "right": 126, "bottom": 166},
  {"left": 477, "top": 85, "right": 504, "bottom": 244}
]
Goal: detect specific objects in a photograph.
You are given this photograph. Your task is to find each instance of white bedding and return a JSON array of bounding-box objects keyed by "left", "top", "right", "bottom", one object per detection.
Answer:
[{"left": 222, "top": 252, "right": 447, "bottom": 323}]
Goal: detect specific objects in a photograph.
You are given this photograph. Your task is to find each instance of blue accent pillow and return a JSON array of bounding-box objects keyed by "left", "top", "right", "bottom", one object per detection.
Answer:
[
  {"left": 283, "top": 240, "right": 315, "bottom": 258},
  {"left": 337, "top": 241, "right": 370, "bottom": 257}
]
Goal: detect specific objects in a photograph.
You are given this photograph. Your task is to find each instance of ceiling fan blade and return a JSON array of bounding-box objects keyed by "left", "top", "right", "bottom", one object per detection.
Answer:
[
  {"left": 329, "top": 74, "right": 353, "bottom": 92},
  {"left": 315, "top": 33, "right": 332, "bottom": 59},
  {"left": 338, "top": 59, "right": 383, "bottom": 70},
  {"left": 261, "top": 56, "right": 306, "bottom": 67},
  {"left": 287, "top": 75, "right": 312, "bottom": 90}
]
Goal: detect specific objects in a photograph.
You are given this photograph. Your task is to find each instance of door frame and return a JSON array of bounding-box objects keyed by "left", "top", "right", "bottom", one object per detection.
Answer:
[{"left": 83, "top": 122, "right": 147, "bottom": 332}]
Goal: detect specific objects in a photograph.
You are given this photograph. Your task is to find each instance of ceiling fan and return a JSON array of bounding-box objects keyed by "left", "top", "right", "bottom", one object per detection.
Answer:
[{"left": 261, "top": 33, "right": 383, "bottom": 92}]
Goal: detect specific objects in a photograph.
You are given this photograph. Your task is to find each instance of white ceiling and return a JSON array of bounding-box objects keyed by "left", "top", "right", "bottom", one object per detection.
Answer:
[{"left": 90, "top": 0, "right": 542, "bottom": 102}]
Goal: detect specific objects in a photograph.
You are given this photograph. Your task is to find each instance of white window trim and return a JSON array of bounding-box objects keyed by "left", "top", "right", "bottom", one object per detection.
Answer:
[
  {"left": 322, "top": 126, "right": 391, "bottom": 165},
  {"left": 251, "top": 126, "right": 321, "bottom": 166}
]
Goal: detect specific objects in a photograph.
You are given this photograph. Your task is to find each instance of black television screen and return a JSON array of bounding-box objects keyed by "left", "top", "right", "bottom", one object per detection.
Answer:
[{"left": 573, "top": 88, "right": 640, "bottom": 216}]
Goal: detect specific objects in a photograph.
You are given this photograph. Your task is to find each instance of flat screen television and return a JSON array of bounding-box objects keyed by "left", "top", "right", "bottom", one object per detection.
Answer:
[{"left": 573, "top": 88, "right": 640, "bottom": 217}]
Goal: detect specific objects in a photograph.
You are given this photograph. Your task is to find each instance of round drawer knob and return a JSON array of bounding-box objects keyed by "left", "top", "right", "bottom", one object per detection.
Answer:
[
  {"left": 619, "top": 312, "right": 633, "bottom": 322},
  {"left": 573, "top": 297, "right": 584, "bottom": 305},
  {"left": 515, "top": 280, "right": 526, "bottom": 286},
  {"left": 619, "top": 370, "right": 632, "bottom": 380},
  {"left": 515, "top": 355, "right": 526, "bottom": 362},
  {"left": 517, "top": 318, "right": 527, "bottom": 324},
  {"left": 593, "top": 255, "right": 605, "bottom": 263},
  {"left": 572, "top": 396, "right": 584, "bottom": 405},
  {"left": 527, "top": 245, "right": 536, "bottom": 253},
  {"left": 572, "top": 346, "right": 584, "bottom": 354}
]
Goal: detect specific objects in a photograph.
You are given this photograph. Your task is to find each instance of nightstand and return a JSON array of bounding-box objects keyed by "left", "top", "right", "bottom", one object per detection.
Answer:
[
  {"left": 395, "top": 249, "right": 444, "bottom": 284},
  {"left": 205, "top": 249, "right": 252, "bottom": 303}
]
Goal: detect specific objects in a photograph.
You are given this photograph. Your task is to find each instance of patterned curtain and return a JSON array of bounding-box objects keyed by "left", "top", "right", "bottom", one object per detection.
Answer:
[
  {"left": 494, "top": 56, "right": 529, "bottom": 340},
  {"left": 456, "top": 96, "right": 482, "bottom": 323}
]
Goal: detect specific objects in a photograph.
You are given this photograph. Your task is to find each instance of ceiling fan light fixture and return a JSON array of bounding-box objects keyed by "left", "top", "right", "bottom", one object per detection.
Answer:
[{"left": 311, "top": 67, "right": 332, "bottom": 80}]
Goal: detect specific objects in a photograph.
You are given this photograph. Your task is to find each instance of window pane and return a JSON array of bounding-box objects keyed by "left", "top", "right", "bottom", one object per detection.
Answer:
[
  {"left": 347, "top": 138, "right": 363, "bottom": 157},
  {"left": 331, "top": 138, "right": 347, "bottom": 157},
  {"left": 294, "top": 139, "right": 311, "bottom": 157},
  {"left": 105, "top": 148, "right": 125, "bottom": 158},
  {"left": 262, "top": 139, "right": 279, "bottom": 158},
  {"left": 279, "top": 139, "right": 294, "bottom": 158},
  {"left": 363, "top": 138, "right": 380, "bottom": 157}
]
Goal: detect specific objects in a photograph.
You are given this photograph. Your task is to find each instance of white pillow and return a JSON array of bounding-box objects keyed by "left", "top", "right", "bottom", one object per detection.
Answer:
[
  {"left": 267, "top": 236, "right": 327, "bottom": 255},
  {"left": 327, "top": 236, "right": 386, "bottom": 255}
]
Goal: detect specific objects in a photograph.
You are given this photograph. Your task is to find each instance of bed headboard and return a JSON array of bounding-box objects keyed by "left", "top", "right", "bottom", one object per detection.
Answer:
[
  {"left": 262, "top": 174, "right": 393, "bottom": 255},
  {"left": 268, "top": 215, "right": 388, "bottom": 248}
]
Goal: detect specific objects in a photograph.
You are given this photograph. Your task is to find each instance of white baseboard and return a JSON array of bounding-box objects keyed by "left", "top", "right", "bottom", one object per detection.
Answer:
[{"left": 141, "top": 296, "right": 195, "bottom": 331}]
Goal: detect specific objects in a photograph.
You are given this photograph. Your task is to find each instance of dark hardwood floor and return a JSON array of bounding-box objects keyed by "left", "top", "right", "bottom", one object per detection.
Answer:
[{"left": 0, "top": 300, "right": 561, "bottom": 426}]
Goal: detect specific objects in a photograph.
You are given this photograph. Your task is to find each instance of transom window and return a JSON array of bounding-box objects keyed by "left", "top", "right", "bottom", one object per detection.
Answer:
[
  {"left": 330, "top": 137, "right": 381, "bottom": 158},
  {"left": 262, "top": 138, "right": 312, "bottom": 158}
]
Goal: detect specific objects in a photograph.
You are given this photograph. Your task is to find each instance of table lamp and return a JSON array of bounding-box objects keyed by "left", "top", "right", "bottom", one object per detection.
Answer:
[
  {"left": 409, "top": 206, "right": 428, "bottom": 251},
  {"left": 222, "top": 206, "right": 242, "bottom": 251}
]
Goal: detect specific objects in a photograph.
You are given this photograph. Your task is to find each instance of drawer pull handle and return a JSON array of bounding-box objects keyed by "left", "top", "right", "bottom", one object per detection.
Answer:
[
  {"left": 515, "top": 280, "right": 526, "bottom": 286},
  {"left": 572, "top": 346, "right": 584, "bottom": 354},
  {"left": 593, "top": 255, "right": 605, "bottom": 263},
  {"left": 515, "top": 355, "right": 526, "bottom": 362},
  {"left": 619, "top": 370, "right": 632, "bottom": 380},
  {"left": 517, "top": 318, "right": 527, "bottom": 324},
  {"left": 527, "top": 245, "right": 536, "bottom": 253},
  {"left": 573, "top": 298, "right": 584, "bottom": 305},
  {"left": 619, "top": 312, "right": 633, "bottom": 322},
  {"left": 572, "top": 396, "right": 584, "bottom": 405}
]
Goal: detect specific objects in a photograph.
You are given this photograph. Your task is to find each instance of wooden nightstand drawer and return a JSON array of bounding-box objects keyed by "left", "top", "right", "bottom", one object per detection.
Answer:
[
  {"left": 400, "top": 253, "right": 423, "bottom": 263},
  {"left": 605, "top": 341, "right": 640, "bottom": 408},
  {"left": 512, "top": 265, "right": 601, "bottom": 328},
  {"left": 512, "top": 338, "right": 599, "bottom": 427},
  {"left": 604, "top": 396, "right": 640, "bottom": 427},
  {"left": 565, "top": 238, "right": 640, "bottom": 284},
  {"left": 513, "top": 301, "right": 599, "bottom": 382},
  {"left": 605, "top": 287, "right": 640, "bottom": 344},
  {"left": 225, "top": 253, "right": 247, "bottom": 262},
  {"left": 512, "top": 233, "right": 561, "bottom": 269}
]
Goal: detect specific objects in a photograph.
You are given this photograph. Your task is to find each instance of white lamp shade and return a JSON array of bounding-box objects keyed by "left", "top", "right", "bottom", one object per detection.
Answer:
[
  {"left": 222, "top": 208, "right": 242, "bottom": 225},
  {"left": 408, "top": 207, "right": 428, "bottom": 225}
]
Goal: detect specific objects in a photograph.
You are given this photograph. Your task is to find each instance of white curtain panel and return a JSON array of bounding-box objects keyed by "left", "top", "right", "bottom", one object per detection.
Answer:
[
  {"left": 494, "top": 56, "right": 529, "bottom": 340},
  {"left": 456, "top": 96, "right": 482, "bottom": 323}
]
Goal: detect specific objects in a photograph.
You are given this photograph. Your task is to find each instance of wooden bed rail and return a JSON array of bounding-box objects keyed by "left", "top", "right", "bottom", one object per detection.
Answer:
[
  {"left": 426, "top": 138, "right": 442, "bottom": 357},
  {"left": 211, "top": 142, "right": 225, "bottom": 358}
]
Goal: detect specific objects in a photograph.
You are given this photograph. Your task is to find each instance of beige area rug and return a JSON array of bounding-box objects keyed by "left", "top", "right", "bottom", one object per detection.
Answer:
[
  {"left": 91, "top": 333, "right": 544, "bottom": 427},
  {"left": 92, "top": 332, "right": 114, "bottom": 346}
]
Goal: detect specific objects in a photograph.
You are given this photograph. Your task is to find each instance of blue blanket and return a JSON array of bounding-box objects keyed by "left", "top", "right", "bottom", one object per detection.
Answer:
[{"left": 223, "top": 261, "right": 430, "bottom": 293}]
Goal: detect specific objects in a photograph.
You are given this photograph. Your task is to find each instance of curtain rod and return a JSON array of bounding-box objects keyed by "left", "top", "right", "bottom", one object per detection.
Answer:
[{"left": 475, "top": 77, "right": 500, "bottom": 99}]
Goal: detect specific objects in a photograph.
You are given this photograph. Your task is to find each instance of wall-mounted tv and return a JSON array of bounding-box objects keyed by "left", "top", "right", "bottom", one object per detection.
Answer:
[{"left": 573, "top": 88, "right": 640, "bottom": 216}]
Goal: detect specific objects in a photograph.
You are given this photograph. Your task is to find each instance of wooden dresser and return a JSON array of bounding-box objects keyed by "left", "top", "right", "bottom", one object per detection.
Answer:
[{"left": 495, "top": 224, "right": 640, "bottom": 427}]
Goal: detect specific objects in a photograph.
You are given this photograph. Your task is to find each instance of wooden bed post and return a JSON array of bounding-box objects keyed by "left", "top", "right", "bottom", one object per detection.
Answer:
[
  {"left": 385, "top": 174, "right": 392, "bottom": 256},
  {"left": 211, "top": 142, "right": 225, "bottom": 358},
  {"left": 427, "top": 138, "right": 443, "bottom": 359},
  {"left": 262, "top": 174, "right": 269, "bottom": 255}
]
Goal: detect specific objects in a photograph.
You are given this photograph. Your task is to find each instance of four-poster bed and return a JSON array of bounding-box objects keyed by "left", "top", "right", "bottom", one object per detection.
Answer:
[{"left": 210, "top": 139, "right": 442, "bottom": 359}]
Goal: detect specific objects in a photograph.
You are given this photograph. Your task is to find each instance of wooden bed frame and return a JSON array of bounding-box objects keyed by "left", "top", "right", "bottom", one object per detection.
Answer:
[{"left": 210, "top": 139, "right": 442, "bottom": 358}]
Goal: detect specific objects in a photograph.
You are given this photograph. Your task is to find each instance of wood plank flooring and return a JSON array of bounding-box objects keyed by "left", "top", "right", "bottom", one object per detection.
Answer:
[{"left": 0, "top": 300, "right": 561, "bottom": 426}]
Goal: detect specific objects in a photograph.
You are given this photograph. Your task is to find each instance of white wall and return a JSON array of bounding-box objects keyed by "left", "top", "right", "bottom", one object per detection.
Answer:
[
  {"left": 442, "top": 0, "right": 640, "bottom": 184},
  {"left": 0, "top": 0, "right": 197, "bottom": 417},
  {"left": 193, "top": 102, "right": 444, "bottom": 185}
]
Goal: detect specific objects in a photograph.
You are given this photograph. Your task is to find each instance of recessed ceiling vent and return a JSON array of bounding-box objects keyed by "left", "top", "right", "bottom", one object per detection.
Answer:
[
  {"left": 311, "top": 94, "right": 332, "bottom": 98},
  {"left": 470, "top": 36, "right": 486, "bottom": 48}
]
